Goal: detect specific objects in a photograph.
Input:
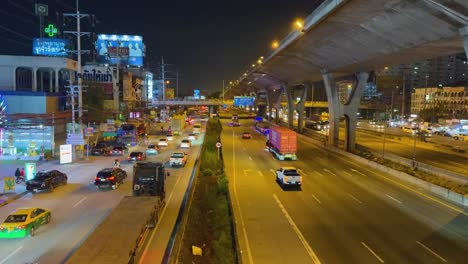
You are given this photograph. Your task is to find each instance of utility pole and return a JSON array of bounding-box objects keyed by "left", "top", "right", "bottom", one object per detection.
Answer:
[
  {"left": 161, "top": 57, "right": 166, "bottom": 101},
  {"left": 65, "top": 82, "right": 80, "bottom": 133},
  {"left": 63, "top": 0, "right": 90, "bottom": 130}
]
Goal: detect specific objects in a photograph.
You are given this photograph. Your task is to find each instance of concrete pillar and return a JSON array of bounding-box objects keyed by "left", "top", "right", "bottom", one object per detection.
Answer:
[
  {"left": 49, "top": 70, "right": 53, "bottom": 92},
  {"left": 266, "top": 88, "right": 283, "bottom": 122},
  {"left": 321, "top": 70, "right": 340, "bottom": 147},
  {"left": 343, "top": 72, "right": 368, "bottom": 152},
  {"left": 286, "top": 86, "right": 295, "bottom": 128},
  {"left": 55, "top": 69, "right": 60, "bottom": 92},
  {"left": 12, "top": 67, "right": 17, "bottom": 91},
  {"left": 460, "top": 26, "right": 468, "bottom": 59},
  {"left": 296, "top": 83, "right": 308, "bottom": 134},
  {"left": 32, "top": 67, "right": 38, "bottom": 92}
]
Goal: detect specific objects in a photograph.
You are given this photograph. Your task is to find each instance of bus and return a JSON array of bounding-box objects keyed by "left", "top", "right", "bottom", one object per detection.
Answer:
[{"left": 120, "top": 124, "right": 137, "bottom": 146}]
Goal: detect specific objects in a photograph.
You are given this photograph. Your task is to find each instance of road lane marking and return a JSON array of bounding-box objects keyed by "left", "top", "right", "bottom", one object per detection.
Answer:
[
  {"left": 416, "top": 241, "right": 447, "bottom": 262},
  {"left": 0, "top": 246, "right": 22, "bottom": 264},
  {"left": 348, "top": 194, "right": 363, "bottom": 204},
  {"left": 270, "top": 169, "right": 277, "bottom": 176},
  {"left": 73, "top": 196, "right": 87, "bottom": 208},
  {"left": 350, "top": 168, "right": 367, "bottom": 176},
  {"left": 315, "top": 171, "right": 324, "bottom": 177},
  {"left": 297, "top": 169, "right": 308, "bottom": 176},
  {"left": 385, "top": 194, "right": 402, "bottom": 204},
  {"left": 323, "top": 168, "right": 337, "bottom": 176},
  {"left": 257, "top": 171, "right": 264, "bottom": 177},
  {"left": 311, "top": 194, "right": 322, "bottom": 205},
  {"left": 249, "top": 156, "right": 253, "bottom": 161},
  {"left": 232, "top": 129, "right": 254, "bottom": 264},
  {"left": 140, "top": 161, "right": 185, "bottom": 262},
  {"left": 273, "top": 194, "right": 322, "bottom": 264},
  {"left": 361, "top": 242, "right": 384, "bottom": 263}
]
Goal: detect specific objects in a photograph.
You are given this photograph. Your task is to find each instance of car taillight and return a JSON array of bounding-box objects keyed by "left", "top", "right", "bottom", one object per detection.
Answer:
[
  {"left": 0, "top": 226, "right": 5, "bottom": 231},
  {"left": 119, "top": 151, "right": 122, "bottom": 154},
  {"left": 128, "top": 156, "right": 131, "bottom": 160},
  {"left": 15, "top": 225, "right": 26, "bottom": 230},
  {"left": 107, "top": 176, "right": 115, "bottom": 181},
  {"left": 137, "top": 156, "right": 142, "bottom": 160},
  {"left": 95, "top": 176, "right": 99, "bottom": 181}
]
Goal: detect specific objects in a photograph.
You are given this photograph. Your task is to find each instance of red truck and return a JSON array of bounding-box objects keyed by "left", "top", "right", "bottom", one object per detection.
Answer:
[{"left": 267, "top": 126, "right": 297, "bottom": 160}]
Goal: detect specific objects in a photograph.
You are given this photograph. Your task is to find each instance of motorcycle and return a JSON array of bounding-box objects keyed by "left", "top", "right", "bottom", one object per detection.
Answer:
[{"left": 15, "top": 175, "right": 25, "bottom": 184}]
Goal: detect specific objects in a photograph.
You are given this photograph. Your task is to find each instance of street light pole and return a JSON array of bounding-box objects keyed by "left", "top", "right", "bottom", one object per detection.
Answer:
[{"left": 412, "top": 134, "right": 417, "bottom": 168}]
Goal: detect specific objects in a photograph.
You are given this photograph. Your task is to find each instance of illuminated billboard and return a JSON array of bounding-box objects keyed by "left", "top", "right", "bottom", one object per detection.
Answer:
[
  {"left": 33, "top": 38, "right": 68, "bottom": 56},
  {"left": 96, "top": 34, "right": 144, "bottom": 66},
  {"left": 234, "top": 96, "right": 255, "bottom": 107}
]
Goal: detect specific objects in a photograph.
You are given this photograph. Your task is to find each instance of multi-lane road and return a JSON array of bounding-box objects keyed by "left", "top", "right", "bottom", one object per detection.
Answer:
[
  {"left": 223, "top": 119, "right": 468, "bottom": 264},
  {"left": 0, "top": 125, "right": 204, "bottom": 264}
]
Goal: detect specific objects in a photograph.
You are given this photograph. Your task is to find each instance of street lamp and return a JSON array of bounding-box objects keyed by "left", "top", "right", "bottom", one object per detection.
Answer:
[
  {"left": 271, "top": 41, "right": 279, "bottom": 49},
  {"left": 294, "top": 19, "right": 304, "bottom": 31}
]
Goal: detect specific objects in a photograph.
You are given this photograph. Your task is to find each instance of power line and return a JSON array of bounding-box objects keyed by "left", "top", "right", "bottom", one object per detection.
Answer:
[
  {"left": 0, "top": 25, "right": 33, "bottom": 41},
  {"left": 0, "top": 9, "right": 36, "bottom": 25},
  {"left": 7, "top": 0, "right": 36, "bottom": 16}
]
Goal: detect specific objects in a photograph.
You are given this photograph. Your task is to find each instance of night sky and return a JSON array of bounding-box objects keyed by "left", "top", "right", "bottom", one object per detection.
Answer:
[{"left": 0, "top": 0, "right": 323, "bottom": 95}]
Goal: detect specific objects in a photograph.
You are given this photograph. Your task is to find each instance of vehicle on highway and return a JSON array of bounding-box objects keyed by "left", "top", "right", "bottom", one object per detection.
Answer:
[
  {"left": 127, "top": 151, "right": 146, "bottom": 162},
  {"left": 146, "top": 144, "right": 159, "bottom": 155},
  {"left": 0, "top": 208, "right": 51, "bottom": 238},
  {"left": 158, "top": 138, "right": 169, "bottom": 147},
  {"left": 166, "top": 133, "right": 174, "bottom": 141},
  {"left": 193, "top": 123, "right": 202, "bottom": 134},
  {"left": 452, "top": 134, "right": 468, "bottom": 141},
  {"left": 255, "top": 122, "right": 270, "bottom": 135},
  {"left": 169, "top": 152, "right": 188, "bottom": 167},
  {"left": 95, "top": 168, "right": 127, "bottom": 190},
  {"left": 275, "top": 167, "right": 302, "bottom": 187},
  {"left": 268, "top": 127, "right": 297, "bottom": 160},
  {"left": 242, "top": 131, "right": 252, "bottom": 139},
  {"left": 26, "top": 170, "right": 68, "bottom": 193},
  {"left": 307, "top": 120, "right": 329, "bottom": 131},
  {"left": 402, "top": 126, "right": 417, "bottom": 135},
  {"left": 188, "top": 133, "right": 197, "bottom": 141},
  {"left": 228, "top": 121, "right": 241, "bottom": 127},
  {"left": 91, "top": 142, "right": 111, "bottom": 156},
  {"left": 180, "top": 139, "right": 191, "bottom": 148},
  {"left": 109, "top": 146, "right": 127, "bottom": 156},
  {"left": 232, "top": 114, "right": 239, "bottom": 121},
  {"left": 171, "top": 115, "right": 186, "bottom": 135}
]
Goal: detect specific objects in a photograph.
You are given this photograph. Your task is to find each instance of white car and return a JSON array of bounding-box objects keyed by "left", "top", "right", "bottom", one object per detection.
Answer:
[
  {"left": 166, "top": 133, "right": 174, "bottom": 141},
  {"left": 146, "top": 145, "right": 159, "bottom": 155},
  {"left": 188, "top": 134, "right": 197, "bottom": 141},
  {"left": 158, "top": 138, "right": 168, "bottom": 147},
  {"left": 180, "top": 139, "right": 191, "bottom": 148}
]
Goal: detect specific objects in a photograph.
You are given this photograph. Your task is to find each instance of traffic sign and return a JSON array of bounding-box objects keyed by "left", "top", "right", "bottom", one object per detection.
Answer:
[
  {"left": 216, "top": 142, "right": 222, "bottom": 148},
  {"left": 84, "top": 127, "right": 94, "bottom": 136},
  {"left": 66, "top": 133, "right": 85, "bottom": 145}
]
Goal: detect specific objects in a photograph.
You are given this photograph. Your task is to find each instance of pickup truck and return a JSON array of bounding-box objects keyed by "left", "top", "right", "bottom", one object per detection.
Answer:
[
  {"left": 169, "top": 152, "right": 188, "bottom": 167},
  {"left": 275, "top": 167, "right": 302, "bottom": 187}
]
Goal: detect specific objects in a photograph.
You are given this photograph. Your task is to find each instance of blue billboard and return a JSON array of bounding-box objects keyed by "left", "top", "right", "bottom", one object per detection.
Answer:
[
  {"left": 234, "top": 96, "right": 255, "bottom": 107},
  {"left": 33, "top": 38, "right": 68, "bottom": 56},
  {"left": 96, "top": 34, "right": 144, "bottom": 66}
]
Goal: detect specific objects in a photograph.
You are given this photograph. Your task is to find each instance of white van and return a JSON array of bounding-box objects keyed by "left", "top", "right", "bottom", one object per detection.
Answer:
[{"left": 193, "top": 124, "right": 202, "bottom": 134}]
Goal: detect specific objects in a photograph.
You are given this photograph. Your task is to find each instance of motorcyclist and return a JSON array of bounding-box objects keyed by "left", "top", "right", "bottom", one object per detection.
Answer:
[
  {"left": 113, "top": 159, "right": 121, "bottom": 169},
  {"left": 15, "top": 168, "right": 24, "bottom": 184}
]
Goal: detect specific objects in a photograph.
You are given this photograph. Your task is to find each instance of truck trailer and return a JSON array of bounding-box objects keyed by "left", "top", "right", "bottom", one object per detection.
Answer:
[
  {"left": 170, "top": 115, "right": 186, "bottom": 135},
  {"left": 268, "top": 126, "right": 297, "bottom": 160}
]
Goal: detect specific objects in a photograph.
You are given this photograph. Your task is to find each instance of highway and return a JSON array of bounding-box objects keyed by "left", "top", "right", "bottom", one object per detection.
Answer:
[
  {"left": 0, "top": 124, "right": 203, "bottom": 264},
  {"left": 223, "top": 119, "right": 468, "bottom": 264}
]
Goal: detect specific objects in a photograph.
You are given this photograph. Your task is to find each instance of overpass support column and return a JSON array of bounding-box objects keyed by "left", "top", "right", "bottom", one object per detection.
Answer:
[
  {"left": 286, "top": 86, "right": 295, "bottom": 129},
  {"left": 321, "top": 70, "right": 340, "bottom": 147},
  {"left": 460, "top": 26, "right": 468, "bottom": 59},
  {"left": 295, "top": 83, "right": 308, "bottom": 134},
  {"left": 267, "top": 87, "right": 283, "bottom": 123},
  {"left": 343, "top": 72, "right": 368, "bottom": 152}
]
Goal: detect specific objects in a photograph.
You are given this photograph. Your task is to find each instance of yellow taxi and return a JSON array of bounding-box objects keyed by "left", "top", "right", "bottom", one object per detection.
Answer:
[{"left": 0, "top": 208, "right": 51, "bottom": 238}]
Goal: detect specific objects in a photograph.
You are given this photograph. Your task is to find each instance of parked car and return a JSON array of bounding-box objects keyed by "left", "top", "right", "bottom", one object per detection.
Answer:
[
  {"left": 158, "top": 138, "right": 169, "bottom": 147},
  {"left": 94, "top": 168, "right": 127, "bottom": 190},
  {"left": 26, "top": 170, "right": 68, "bottom": 193},
  {"left": 180, "top": 139, "right": 191, "bottom": 148},
  {"left": 146, "top": 145, "right": 159, "bottom": 155},
  {"left": 127, "top": 152, "right": 146, "bottom": 162},
  {"left": 0, "top": 208, "right": 51, "bottom": 238},
  {"left": 109, "top": 146, "right": 127, "bottom": 156},
  {"left": 242, "top": 132, "right": 252, "bottom": 139}
]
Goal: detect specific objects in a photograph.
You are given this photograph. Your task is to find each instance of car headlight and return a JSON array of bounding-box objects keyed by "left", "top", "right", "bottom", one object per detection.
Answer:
[{"left": 41, "top": 183, "right": 46, "bottom": 187}]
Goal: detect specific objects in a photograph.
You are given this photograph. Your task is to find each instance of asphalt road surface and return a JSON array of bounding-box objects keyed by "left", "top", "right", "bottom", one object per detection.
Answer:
[
  {"left": 223, "top": 119, "right": 468, "bottom": 264},
  {"left": 0, "top": 124, "right": 203, "bottom": 264}
]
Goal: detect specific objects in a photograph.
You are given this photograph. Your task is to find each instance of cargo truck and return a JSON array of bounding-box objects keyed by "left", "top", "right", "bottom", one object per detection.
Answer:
[
  {"left": 67, "top": 162, "right": 168, "bottom": 264},
  {"left": 170, "top": 115, "right": 186, "bottom": 136},
  {"left": 267, "top": 126, "right": 297, "bottom": 160}
]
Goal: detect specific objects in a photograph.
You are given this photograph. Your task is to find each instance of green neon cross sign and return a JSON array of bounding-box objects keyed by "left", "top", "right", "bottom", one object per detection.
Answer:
[{"left": 44, "top": 24, "right": 58, "bottom": 37}]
